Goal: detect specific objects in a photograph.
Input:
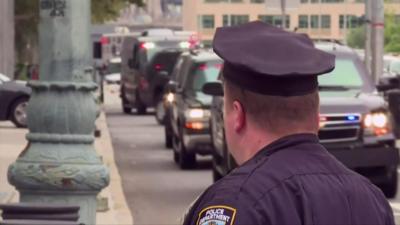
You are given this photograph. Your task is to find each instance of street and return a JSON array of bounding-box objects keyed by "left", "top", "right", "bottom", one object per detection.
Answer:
[
  {"left": 102, "top": 85, "right": 400, "bottom": 224},
  {"left": 105, "top": 87, "right": 212, "bottom": 224}
]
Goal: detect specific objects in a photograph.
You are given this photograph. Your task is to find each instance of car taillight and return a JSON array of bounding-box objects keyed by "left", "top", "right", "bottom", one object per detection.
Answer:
[
  {"left": 155, "top": 64, "right": 163, "bottom": 71},
  {"left": 100, "top": 36, "right": 109, "bottom": 45}
]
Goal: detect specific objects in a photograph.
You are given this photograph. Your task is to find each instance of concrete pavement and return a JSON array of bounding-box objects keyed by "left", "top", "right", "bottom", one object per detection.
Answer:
[{"left": 0, "top": 105, "right": 132, "bottom": 224}]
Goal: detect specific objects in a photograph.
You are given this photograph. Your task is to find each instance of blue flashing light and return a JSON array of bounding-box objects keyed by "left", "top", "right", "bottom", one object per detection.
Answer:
[{"left": 347, "top": 115, "right": 358, "bottom": 121}]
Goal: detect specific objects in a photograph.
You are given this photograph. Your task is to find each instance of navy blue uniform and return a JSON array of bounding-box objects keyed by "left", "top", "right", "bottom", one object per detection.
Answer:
[{"left": 183, "top": 134, "right": 394, "bottom": 225}]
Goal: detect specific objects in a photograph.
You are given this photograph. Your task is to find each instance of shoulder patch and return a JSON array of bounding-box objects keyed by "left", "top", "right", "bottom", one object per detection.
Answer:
[{"left": 197, "top": 205, "right": 237, "bottom": 225}]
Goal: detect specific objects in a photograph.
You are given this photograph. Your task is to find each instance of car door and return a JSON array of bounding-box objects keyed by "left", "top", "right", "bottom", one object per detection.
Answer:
[{"left": 171, "top": 56, "right": 192, "bottom": 136}]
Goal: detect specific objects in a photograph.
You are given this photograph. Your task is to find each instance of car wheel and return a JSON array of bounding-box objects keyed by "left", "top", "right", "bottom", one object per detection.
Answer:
[
  {"left": 155, "top": 99, "right": 166, "bottom": 125},
  {"left": 121, "top": 90, "right": 132, "bottom": 114},
  {"left": 380, "top": 169, "right": 397, "bottom": 199},
  {"left": 212, "top": 157, "right": 223, "bottom": 182},
  {"left": 135, "top": 92, "right": 147, "bottom": 115},
  {"left": 172, "top": 134, "right": 180, "bottom": 163},
  {"left": 175, "top": 128, "right": 196, "bottom": 169},
  {"left": 165, "top": 125, "right": 173, "bottom": 149},
  {"left": 10, "top": 97, "right": 29, "bottom": 128}
]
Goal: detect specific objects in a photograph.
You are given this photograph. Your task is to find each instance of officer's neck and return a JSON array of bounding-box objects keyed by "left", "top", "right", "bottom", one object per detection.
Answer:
[{"left": 237, "top": 128, "right": 317, "bottom": 165}]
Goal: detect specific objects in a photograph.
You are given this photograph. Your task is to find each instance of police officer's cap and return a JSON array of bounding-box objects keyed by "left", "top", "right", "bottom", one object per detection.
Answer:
[{"left": 213, "top": 21, "right": 336, "bottom": 97}]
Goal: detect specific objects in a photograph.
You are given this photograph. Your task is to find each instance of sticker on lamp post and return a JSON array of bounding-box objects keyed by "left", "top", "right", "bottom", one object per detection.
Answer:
[{"left": 40, "top": 0, "right": 67, "bottom": 17}]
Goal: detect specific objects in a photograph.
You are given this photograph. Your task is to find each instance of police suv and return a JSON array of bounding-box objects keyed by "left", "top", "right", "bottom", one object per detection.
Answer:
[{"left": 204, "top": 43, "right": 400, "bottom": 198}]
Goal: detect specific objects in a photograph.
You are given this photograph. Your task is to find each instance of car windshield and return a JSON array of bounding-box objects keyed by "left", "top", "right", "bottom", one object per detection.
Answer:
[
  {"left": 191, "top": 61, "right": 222, "bottom": 92},
  {"left": 107, "top": 62, "right": 121, "bottom": 74},
  {"left": 150, "top": 51, "right": 182, "bottom": 75},
  {"left": 389, "top": 60, "right": 400, "bottom": 74},
  {"left": 318, "top": 58, "right": 363, "bottom": 89}
]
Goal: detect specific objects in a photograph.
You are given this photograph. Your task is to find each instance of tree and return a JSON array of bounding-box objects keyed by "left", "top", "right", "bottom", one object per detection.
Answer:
[
  {"left": 14, "top": 0, "right": 144, "bottom": 71},
  {"left": 347, "top": 26, "right": 366, "bottom": 49},
  {"left": 346, "top": 6, "right": 400, "bottom": 53}
]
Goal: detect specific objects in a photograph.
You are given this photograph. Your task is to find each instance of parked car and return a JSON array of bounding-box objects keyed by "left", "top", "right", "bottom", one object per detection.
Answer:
[
  {"left": 204, "top": 43, "right": 400, "bottom": 198},
  {"left": 0, "top": 73, "right": 31, "bottom": 128},
  {"left": 165, "top": 50, "right": 222, "bottom": 169},
  {"left": 120, "top": 32, "right": 195, "bottom": 116}
]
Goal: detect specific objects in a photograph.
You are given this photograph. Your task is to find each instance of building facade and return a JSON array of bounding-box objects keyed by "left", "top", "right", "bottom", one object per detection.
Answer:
[{"left": 183, "top": 0, "right": 400, "bottom": 42}]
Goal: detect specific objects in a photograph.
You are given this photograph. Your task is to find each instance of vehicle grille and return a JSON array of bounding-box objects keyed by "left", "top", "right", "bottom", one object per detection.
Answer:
[{"left": 318, "top": 114, "right": 361, "bottom": 143}]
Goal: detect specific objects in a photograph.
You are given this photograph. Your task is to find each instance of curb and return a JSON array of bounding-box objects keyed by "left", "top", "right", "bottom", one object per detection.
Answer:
[{"left": 95, "top": 110, "right": 134, "bottom": 225}]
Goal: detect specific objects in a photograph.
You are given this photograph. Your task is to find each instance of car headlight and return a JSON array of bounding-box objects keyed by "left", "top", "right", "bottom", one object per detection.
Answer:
[
  {"left": 185, "top": 109, "right": 210, "bottom": 119},
  {"left": 363, "top": 112, "right": 390, "bottom": 136},
  {"left": 166, "top": 93, "right": 174, "bottom": 103}
]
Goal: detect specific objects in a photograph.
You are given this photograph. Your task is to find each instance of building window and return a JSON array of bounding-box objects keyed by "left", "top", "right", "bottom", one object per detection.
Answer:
[
  {"left": 321, "top": 15, "right": 331, "bottom": 28},
  {"left": 223, "top": 15, "right": 249, "bottom": 26},
  {"left": 204, "top": 0, "right": 243, "bottom": 2},
  {"left": 259, "top": 15, "right": 290, "bottom": 28},
  {"left": 251, "top": 0, "right": 265, "bottom": 2},
  {"left": 298, "top": 15, "right": 308, "bottom": 28},
  {"left": 311, "top": 0, "right": 344, "bottom": 2},
  {"left": 321, "top": 0, "right": 344, "bottom": 2},
  {"left": 301, "top": 0, "right": 308, "bottom": 3},
  {"left": 201, "top": 15, "right": 215, "bottom": 29},
  {"left": 310, "top": 15, "right": 319, "bottom": 28},
  {"left": 339, "top": 15, "right": 361, "bottom": 28}
]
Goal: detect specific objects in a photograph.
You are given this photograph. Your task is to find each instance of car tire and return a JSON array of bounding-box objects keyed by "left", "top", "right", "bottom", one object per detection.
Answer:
[
  {"left": 165, "top": 125, "right": 173, "bottom": 149},
  {"left": 135, "top": 92, "right": 147, "bottom": 115},
  {"left": 173, "top": 128, "right": 196, "bottom": 169},
  {"left": 121, "top": 90, "right": 132, "bottom": 114},
  {"left": 10, "top": 97, "right": 29, "bottom": 128},
  {"left": 380, "top": 169, "right": 398, "bottom": 199},
  {"left": 212, "top": 157, "right": 223, "bottom": 182},
  {"left": 155, "top": 98, "right": 165, "bottom": 125},
  {"left": 172, "top": 134, "right": 180, "bottom": 163}
]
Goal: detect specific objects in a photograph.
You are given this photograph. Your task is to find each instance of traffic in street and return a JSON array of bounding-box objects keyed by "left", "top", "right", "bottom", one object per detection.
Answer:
[
  {"left": 106, "top": 87, "right": 212, "bottom": 224},
  {"left": 104, "top": 84, "right": 400, "bottom": 224}
]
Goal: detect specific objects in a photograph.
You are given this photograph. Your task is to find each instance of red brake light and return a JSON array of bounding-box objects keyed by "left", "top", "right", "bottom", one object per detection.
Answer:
[
  {"left": 155, "top": 64, "right": 163, "bottom": 71},
  {"left": 100, "top": 36, "right": 109, "bottom": 45},
  {"left": 198, "top": 64, "right": 207, "bottom": 71}
]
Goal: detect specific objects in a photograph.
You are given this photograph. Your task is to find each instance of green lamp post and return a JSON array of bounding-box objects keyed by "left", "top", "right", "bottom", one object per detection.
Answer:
[{"left": 8, "top": 0, "right": 109, "bottom": 224}]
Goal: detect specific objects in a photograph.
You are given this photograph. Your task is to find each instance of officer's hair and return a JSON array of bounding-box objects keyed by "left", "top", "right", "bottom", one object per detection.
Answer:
[{"left": 224, "top": 79, "right": 319, "bottom": 135}]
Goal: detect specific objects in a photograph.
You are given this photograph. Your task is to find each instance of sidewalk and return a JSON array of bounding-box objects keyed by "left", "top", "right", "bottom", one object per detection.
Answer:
[{"left": 0, "top": 104, "right": 132, "bottom": 224}]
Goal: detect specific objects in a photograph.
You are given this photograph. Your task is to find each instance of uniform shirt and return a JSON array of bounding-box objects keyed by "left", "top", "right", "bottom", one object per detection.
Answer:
[{"left": 182, "top": 133, "right": 394, "bottom": 225}]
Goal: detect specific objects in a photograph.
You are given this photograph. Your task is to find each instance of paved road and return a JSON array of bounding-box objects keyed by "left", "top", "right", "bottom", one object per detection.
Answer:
[
  {"left": 106, "top": 103, "right": 212, "bottom": 225},
  {"left": 104, "top": 85, "right": 400, "bottom": 224}
]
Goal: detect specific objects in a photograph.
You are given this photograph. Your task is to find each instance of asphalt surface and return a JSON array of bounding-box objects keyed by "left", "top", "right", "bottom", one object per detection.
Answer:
[
  {"left": 106, "top": 103, "right": 212, "bottom": 225},
  {"left": 104, "top": 85, "right": 400, "bottom": 225}
]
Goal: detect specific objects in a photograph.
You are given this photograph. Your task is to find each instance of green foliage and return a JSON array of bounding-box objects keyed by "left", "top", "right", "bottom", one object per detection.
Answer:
[
  {"left": 14, "top": 0, "right": 145, "bottom": 64},
  {"left": 347, "top": 26, "right": 366, "bottom": 49},
  {"left": 92, "top": 0, "right": 145, "bottom": 24},
  {"left": 346, "top": 10, "right": 400, "bottom": 53}
]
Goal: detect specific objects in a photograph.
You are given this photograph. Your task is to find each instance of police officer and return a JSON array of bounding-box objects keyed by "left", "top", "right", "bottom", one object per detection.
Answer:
[{"left": 182, "top": 21, "right": 394, "bottom": 225}]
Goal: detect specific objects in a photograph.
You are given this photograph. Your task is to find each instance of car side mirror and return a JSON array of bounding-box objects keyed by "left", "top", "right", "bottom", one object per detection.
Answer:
[
  {"left": 202, "top": 82, "right": 224, "bottom": 96},
  {"left": 377, "top": 76, "right": 400, "bottom": 92},
  {"left": 167, "top": 81, "right": 177, "bottom": 93}
]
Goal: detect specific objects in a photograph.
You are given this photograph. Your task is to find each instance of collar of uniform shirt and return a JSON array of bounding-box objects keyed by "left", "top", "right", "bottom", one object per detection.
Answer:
[{"left": 249, "top": 133, "right": 319, "bottom": 162}]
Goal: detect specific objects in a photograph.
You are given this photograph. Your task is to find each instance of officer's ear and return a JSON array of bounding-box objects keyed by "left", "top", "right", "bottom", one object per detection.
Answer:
[{"left": 232, "top": 100, "right": 246, "bottom": 132}]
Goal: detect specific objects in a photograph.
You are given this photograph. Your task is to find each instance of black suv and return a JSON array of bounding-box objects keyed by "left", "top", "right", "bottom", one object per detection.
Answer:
[
  {"left": 165, "top": 50, "right": 222, "bottom": 169},
  {"left": 120, "top": 33, "right": 192, "bottom": 118},
  {"left": 204, "top": 43, "right": 399, "bottom": 198}
]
